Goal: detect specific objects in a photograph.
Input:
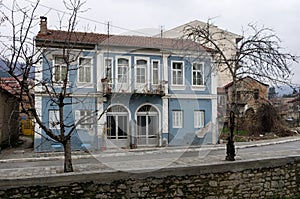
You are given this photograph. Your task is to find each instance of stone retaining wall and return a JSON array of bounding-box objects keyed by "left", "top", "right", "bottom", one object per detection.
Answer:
[{"left": 0, "top": 156, "right": 299, "bottom": 198}]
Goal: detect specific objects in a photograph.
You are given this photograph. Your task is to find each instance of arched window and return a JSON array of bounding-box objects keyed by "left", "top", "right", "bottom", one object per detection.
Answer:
[
  {"left": 107, "top": 105, "right": 128, "bottom": 140},
  {"left": 117, "top": 58, "right": 129, "bottom": 83},
  {"left": 136, "top": 104, "right": 159, "bottom": 146}
]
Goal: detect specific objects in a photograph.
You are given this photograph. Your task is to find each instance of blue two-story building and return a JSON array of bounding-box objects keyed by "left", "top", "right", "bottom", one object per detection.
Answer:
[{"left": 34, "top": 17, "right": 218, "bottom": 151}]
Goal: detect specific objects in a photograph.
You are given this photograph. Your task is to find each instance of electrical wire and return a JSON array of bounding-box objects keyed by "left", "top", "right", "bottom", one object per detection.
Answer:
[{"left": 24, "top": 0, "right": 151, "bottom": 36}]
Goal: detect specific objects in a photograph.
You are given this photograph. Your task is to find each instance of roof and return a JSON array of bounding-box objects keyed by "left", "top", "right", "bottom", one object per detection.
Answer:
[
  {"left": 36, "top": 29, "right": 209, "bottom": 52},
  {"left": 288, "top": 94, "right": 300, "bottom": 103},
  {"left": 224, "top": 76, "right": 269, "bottom": 89},
  {"left": 159, "top": 20, "right": 243, "bottom": 41},
  {"left": 0, "top": 77, "right": 21, "bottom": 96}
]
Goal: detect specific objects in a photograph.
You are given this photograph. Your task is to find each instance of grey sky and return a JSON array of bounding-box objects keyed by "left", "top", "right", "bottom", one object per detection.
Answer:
[{"left": 3, "top": 0, "right": 300, "bottom": 84}]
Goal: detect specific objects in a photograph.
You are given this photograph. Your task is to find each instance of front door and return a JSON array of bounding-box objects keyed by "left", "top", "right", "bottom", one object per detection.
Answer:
[{"left": 136, "top": 105, "right": 159, "bottom": 146}]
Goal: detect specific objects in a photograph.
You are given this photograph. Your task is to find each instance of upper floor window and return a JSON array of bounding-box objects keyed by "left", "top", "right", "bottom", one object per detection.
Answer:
[
  {"left": 136, "top": 59, "right": 147, "bottom": 84},
  {"left": 172, "top": 61, "right": 184, "bottom": 85},
  {"left": 104, "top": 58, "right": 113, "bottom": 81},
  {"left": 117, "top": 58, "right": 129, "bottom": 83},
  {"left": 192, "top": 63, "right": 204, "bottom": 86},
  {"left": 78, "top": 57, "right": 92, "bottom": 83},
  {"left": 152, "top": 60, "right": 159, "bottom": 85},
  {"left": 53, "top": 56, "right": 67, "bottom": 82}
]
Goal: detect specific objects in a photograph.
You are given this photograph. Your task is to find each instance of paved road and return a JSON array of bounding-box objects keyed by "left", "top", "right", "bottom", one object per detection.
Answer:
[{"left": 0, "top": 139, "right": 299, "bottom": 177}]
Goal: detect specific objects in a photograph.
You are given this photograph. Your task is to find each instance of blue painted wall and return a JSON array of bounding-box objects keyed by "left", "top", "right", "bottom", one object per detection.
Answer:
[
  {"left": 168, "top": 56, "right": 212, "bottom": 95},
  {"left": 168, "top": 98, "right": 212, "bottom": 146}
]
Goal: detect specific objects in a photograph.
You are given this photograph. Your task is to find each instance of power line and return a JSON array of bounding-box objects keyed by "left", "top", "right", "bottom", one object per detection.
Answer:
[{"left": 24, "top": 0, "right": 150, "bottom": 36}]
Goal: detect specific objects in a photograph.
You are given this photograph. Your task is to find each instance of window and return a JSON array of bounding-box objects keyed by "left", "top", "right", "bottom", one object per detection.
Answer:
[
  {"left": 75, "top": 110, "right": 93, "bottom": 129},
  {"left": 107, "top": 105, "right": 128, "bottom": 140},
  {"left": 104, "top": 58, "right": 112, "bottom": 81},
  {"left": 136, "top": 60, "right": 147, "bottom": 84},
  {"left": 172, "top": 62, "right": 183, "bottom": 85},
  {"left": 117, "top": 58, "right": 129, "bottom": 83},
  {"left": 53, "top": 56, "right": 67, "bottom": 82},
  {"left": 78, "top": 58, "right": 92, "bottom": 83},
  {"left": 49, "top": 110, "right": 60, "bottom": 129},
  {"left": 192, "top": 63, "right": 204, "bottom": 86},
  {"left": 253, "top": 89, "right": 259, "bottom": 100},
  {"left": 194, "top": 110, "right": 205, "bottom": 128},
  {"left": 172, "top": 110, "right": 183, "bottom": 128},
  {"left": 218, "top": 95, "right": 226, "bottom": 106},
  {"left": 152, "top": 60, "right": 159, "bottom": 85}
]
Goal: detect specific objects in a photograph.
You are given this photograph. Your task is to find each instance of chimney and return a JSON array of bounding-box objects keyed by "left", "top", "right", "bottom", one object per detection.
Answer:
[{"left": 40, "top": 16, "right": 47, "bottom": 34}]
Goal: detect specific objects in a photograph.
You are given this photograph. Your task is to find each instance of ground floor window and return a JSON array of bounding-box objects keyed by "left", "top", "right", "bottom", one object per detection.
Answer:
[
  {"left": 194, "top": 110, "right": 205, "bottom": 128},
  {"left": 172, "top": 110, "right": 183, "bottom": 128}
]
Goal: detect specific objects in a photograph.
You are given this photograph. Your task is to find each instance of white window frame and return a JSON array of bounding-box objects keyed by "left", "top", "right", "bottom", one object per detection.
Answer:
[
  {"left": 49, "top": 109, "right": 60, "bottom": 129},
  {"left": 171, "top": 61, "right": 184, "bottom": 85},
  {"left": 53, "top": 56, "right": 67, "bottom": 83},
  {"left": 171, "top": 61, "right": 185, "bottom": 90},
  {"left": 77, "top": 57, "right": 93, "bottom": 84},
  {"left": 106, "top": 105, "right": 129, "bottom": 140},
  {"left": 117, "top": 57, "right": 129, "bottom": 84},
  {"left": 134, "top": 57, "right": 150, "bottom": 92},
  {"left": 152, "top": 60, "right": 160, "bottom": 85},
  {"left": 172, "top": 110, "right": 183, "bottom": 128},
  {"left": 192, "top": 62, "right": 204, "bottom": 86},
  {"left": 104, "top": 57, "right": 113, "bottom": 82},
  {"left": 194, "top": 110, "right": 205, "bottom": 128},
  {"left": 75, "top": 110, "right": 94, "bottom": 129},
  {"left": 136, "top": 59, "right": 147, "bottom": 84}
]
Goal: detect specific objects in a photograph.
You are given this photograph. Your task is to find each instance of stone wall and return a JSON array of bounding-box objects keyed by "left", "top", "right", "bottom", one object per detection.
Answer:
[{"left": 0, "top": 156, "right": 299, "bottom": 198}]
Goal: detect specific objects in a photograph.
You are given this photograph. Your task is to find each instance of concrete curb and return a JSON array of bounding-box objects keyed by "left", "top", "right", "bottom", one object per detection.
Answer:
[{"left": 0, "top": 136, "right": 299, "bottom": 164}]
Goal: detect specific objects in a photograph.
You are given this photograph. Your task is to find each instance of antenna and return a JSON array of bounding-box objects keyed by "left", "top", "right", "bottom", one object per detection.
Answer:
[
  {"left": 160, "top": 25, "right": 165, "bottom": 85},
  {"left": 105, "top": 21, "right": 111, "bottom": 79}
]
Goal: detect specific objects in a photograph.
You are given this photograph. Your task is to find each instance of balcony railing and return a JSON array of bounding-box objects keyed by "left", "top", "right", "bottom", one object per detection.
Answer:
[{"left": 101, "top": 78, "right": 165, "bottom": 96}]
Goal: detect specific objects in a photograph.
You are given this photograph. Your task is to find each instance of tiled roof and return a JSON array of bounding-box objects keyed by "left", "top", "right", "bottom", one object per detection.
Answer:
[
  {"left": 0, "top": 77, "right": 21, "bottom": 96},
  {"left": 36, "top": 30, "right": 108, "bottom": 45},
  {"left": 224, "top": 76, "right": 269, "bottom": 89},
  {"left": 36, "top": 30, "right": 208, "bottom": 52}
]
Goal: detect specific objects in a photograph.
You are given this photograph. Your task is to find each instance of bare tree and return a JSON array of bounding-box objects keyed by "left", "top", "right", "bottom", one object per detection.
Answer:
[
  {"left": 184, "top": 20, "right": 298, "bottom": 160},
  {"left": 0, "top": 0, "right": 105, "bottom": 172},
  {"left": 185, "top": 21, "right": 298, "bottom": 109}
]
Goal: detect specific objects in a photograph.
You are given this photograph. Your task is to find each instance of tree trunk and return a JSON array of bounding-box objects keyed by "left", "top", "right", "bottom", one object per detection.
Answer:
[{"left": 63, "top": 138, "right": 74, "bottom": 172}]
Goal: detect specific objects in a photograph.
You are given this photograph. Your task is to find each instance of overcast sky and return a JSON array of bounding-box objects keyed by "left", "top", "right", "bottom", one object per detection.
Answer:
[{"left": 3, "top": 0, "right": 300, "bottom": 85}]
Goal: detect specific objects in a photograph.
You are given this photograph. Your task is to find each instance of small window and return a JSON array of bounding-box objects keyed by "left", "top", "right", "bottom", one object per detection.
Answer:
[
  {"left": 172, "top": 62, "right": 184, "bottom": 85},
  {"left": 194, "top": 110, "right": 204, "bottom": 128},
  {"left": 152, "top": 60, "right": 159, "bottom": 85},
  {"left": 136, "top": 59, "right": 147, "bottom": 84},
  {"left": 78, "top": 57, "right": 92, "bottom": 83},
  {"left": 104, "top": 58, "right": 112, "bottom": 81},
  {"left": 53, "top": 56, "right": 67, "bottom": 82},
  {"left": 75, "top": 110, "right": 93, "bottom": 129},
  {"left": 49, "top": 110, "right": 60, "bottom": 129},
  {"left": 192, "top": 63, "right": 204, "bottom": 86},
  {"left": 253, "top": 89, "right": 259, "bottom": 100},
  {"left": 172, "top": 110, "right": 183, "bottom": 128},
  {"left": 117, "top": 58, "right": 129, "bottom": 83}
]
